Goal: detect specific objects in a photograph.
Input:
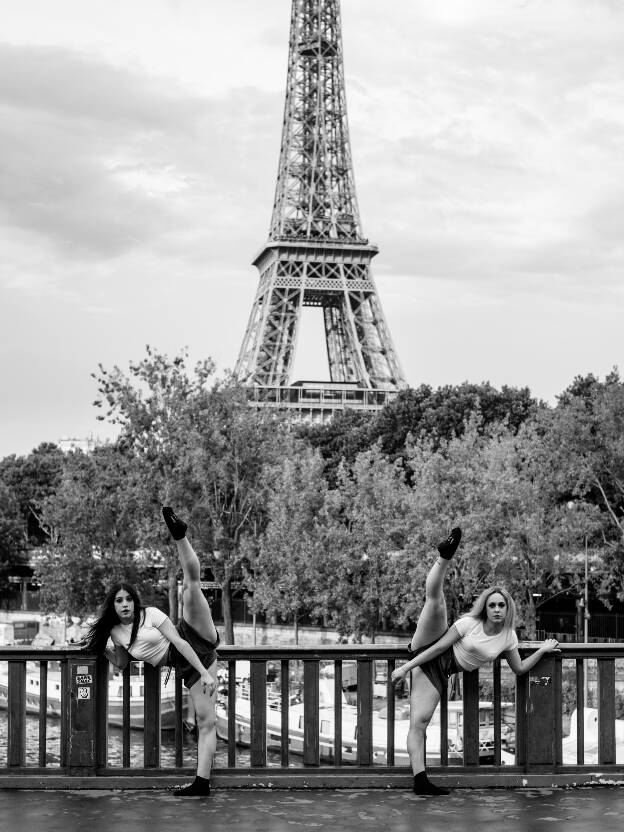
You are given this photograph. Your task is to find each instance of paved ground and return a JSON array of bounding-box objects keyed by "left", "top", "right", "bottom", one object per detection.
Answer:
[{"left": 2, "top": 787, "right": 624, "bottom": 832}]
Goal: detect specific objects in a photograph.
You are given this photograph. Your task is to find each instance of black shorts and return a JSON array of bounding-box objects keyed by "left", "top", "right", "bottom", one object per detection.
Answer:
[
  {"left": 408, "top": 631, "right": 459, "bottom": 698},
  {"left": 167, "top": 618, "right": 219, "bottom": 689}
]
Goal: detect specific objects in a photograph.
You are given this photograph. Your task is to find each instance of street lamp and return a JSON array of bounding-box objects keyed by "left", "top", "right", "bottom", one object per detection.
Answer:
[
  {"left": 566, "top": 502, "right": 590, "bottom": 644},
  {"left": 532, "top": 592, "right": 542, "bottom": 638},
  {"left": 583, "top": 536, "right": 589, "bottom": 643}
]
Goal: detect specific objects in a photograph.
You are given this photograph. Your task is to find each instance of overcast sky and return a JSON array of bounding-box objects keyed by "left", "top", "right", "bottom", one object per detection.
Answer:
[{"left": 1, "top": 0, "right": 623, "bottom": 458}]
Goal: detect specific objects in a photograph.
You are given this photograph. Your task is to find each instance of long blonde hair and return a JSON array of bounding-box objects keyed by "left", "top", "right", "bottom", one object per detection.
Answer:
[{"left": 461, "top": 585, "right": 516, "bottom": 631}]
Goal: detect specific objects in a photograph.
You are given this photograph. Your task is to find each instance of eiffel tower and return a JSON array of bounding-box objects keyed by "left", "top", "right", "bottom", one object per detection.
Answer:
[{"left": 235, "top": 0, "right": 407, "bottom": 418}]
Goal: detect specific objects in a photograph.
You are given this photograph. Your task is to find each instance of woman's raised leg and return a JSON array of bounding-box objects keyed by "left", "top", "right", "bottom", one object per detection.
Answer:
[
  {"left": 162, "top": 507, "right": 218, "bottom": 643},
  {"left": 409, "top": 528, "right": 461, "bottom": 652},
  {"left": 404, "top": 528, "right": 461, "bottom": 796},
  {"left": 162, "top": 507, "right": 218, "bottom": 797}
]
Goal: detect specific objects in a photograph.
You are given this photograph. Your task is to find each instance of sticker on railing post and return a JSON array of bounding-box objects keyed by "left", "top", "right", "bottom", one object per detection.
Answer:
[{"left": 74, "top": 664, "right": 93, "bottom": 699}]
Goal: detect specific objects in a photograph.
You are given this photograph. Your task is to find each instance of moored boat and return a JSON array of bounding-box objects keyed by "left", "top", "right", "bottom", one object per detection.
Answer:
[
  {"left": 214, "top": 674, "right": 515, "bottom": 765},
  {"left": 0, "top": 662, "right": 189, "bottom": 730}
]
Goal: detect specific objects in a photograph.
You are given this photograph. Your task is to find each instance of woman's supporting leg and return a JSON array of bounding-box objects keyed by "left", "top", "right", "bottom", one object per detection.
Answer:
[
  {"left": 191, "top": 670, "right": 217, "bottom": 777},
  {"left": 407, "top": 670, "right": 450, "bottom": 795},
  {"left": 173, "top": 674, "right": 217, "bottom": 796},
  {"left": 407, "top": 669, "right": 440, "bottom": 773}
]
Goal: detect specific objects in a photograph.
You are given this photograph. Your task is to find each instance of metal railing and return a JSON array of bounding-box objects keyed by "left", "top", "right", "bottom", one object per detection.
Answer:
[{"left": 1, "top": 643, "right": 623, "bottom": 786}]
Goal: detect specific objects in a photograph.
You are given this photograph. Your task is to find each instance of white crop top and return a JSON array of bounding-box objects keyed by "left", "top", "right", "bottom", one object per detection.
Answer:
[
  {"left": 110, "top": 606, "right": 170, "bottom": 666},
  {"left": 452, "top": 616, "right": 518, "bottom": 672}
]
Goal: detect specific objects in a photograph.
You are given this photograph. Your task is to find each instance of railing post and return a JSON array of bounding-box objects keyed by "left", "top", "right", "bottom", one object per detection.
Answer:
[
  {"left": 526, "top": 653, "right": 557, "bottom": 767},
  {"left": 598, "top": 658, "right": 616, "bottom": 764},
  {"left": 144, "top": 663, "right": 161, "bottom": 767},
  {"left": 95, "top": 655, "right": 109, "bottom": 769},
  {"left": 356, "top": 659, "right": 373, "bottom": 766},
  {"left": 250, "top": 659, "right": 267, "bottom": 767},
  {"left": 303, "top": 660, "right": 320, "bottom": 766},
  {"left": 7, "top": 660, "right": 26, "bottom": 768},
  {"left": 462, "top": 670, "right": 480, "bottom": 766},
  {"left": 68, "top": 656, "right": 98, "bottom": 775}
]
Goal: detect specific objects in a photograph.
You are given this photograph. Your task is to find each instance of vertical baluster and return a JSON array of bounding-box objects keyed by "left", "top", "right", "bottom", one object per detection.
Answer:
[
  {"left": 122, "top": 664, "right": 131, "bottom": 768},
  {"left": 8, "top": 660, "right": 26, "bottom": 767},
  {"left": 598, "top": 658, "right": 616, "bottom": 765},
  {"left": 493, "top": 659, "right": 501, "bottom": 767},
  {"left": 174, "top": 668, "right": 184, "bottom": 768},
  {"left": 60, "top": 660, "right": 69, "bottom": 769},
  {"left": 576, "top": 658, "right": 585, "bottom": 765},
  {"left": 227, "top": 659, "right": 236, "bottom": 767},
  {"left": 334, "top": 660, "right": 342, "bottom": 767},
  {"left": 515, "top": 671, "right": 528, "bottom": 767},
  {"left": 280, "top": 659, "right": 289, "bottom": 767},
  {"left": 303, "top": 660, "right": 319, "bottom": 767},
  {"left": 356, "top": 659, "right": 373, "bottom": 767},
  {"left": 39, "top": 661, "right": 48, "bottom": 768},
  {"left": 96, "top": 655, "right": 109, "bottom": 770},
  {"left": 440, "top": 685, "right": 448, "bottom": 767},
  {"left": 462, "top": 670, "right": 480, "bottom": 767},
  {"left": 386, "top": 659, "right": 395, "bottom": 766},
  {"left": 554, "top": 656, "right": 563, "bottom": 766},
  {"left": 250, "top": 659, "right": 267, "bottom": 767},
  {"left": 143, "top": 663, "right": 161, "bottom": 768}
]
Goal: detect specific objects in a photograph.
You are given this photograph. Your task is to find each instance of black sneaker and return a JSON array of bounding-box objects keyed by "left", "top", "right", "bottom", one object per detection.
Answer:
[
  {"left": 162, "top": 507, "right": 188, "bottom": 541},
  {"left": 437, "top": 527, "right": 462, "bottom": 560}
]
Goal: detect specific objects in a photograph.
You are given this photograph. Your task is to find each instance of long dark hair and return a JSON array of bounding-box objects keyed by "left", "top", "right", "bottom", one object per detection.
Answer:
[{"left": 84, "top": 582, "right": 145, "bottom": 654}]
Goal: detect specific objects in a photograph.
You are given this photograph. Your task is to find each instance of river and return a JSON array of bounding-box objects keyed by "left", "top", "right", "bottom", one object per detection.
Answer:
[{"left": 0, "top": 711, "right": 294, "bottom": 769}]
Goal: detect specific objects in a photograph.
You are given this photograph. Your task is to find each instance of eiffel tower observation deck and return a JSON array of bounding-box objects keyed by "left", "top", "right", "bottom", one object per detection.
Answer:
[{"left": 235, "top": 0, "right": 407, "bottom": 420}]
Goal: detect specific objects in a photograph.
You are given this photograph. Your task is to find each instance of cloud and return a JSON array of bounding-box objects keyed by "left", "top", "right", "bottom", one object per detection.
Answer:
[{"left": 0, "top": 43, "right": 281, "bottom": 272}]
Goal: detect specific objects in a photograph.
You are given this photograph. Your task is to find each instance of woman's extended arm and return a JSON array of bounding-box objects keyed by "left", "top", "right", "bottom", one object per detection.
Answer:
[
  {"left": 157, "top": 618, "right": 216, "bottom": 695},
  {"left": 503, "top": 638, "right": 560, "bottom": 675},
  {"left": 390, "top": 625, "right": 463, "bottom": 686}
]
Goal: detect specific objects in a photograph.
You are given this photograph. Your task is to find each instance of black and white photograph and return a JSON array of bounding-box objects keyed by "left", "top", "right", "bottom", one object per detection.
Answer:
[{"left": 1, "top": 0, "right": 623, "bottom": 828}]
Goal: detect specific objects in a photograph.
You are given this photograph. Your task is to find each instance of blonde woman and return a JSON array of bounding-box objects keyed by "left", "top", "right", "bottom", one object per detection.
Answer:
[{"left": 391, "top": 527, "right": 559, "bottom": 796}]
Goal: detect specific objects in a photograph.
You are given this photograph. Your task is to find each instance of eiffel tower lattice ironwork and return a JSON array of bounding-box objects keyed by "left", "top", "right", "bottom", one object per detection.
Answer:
[{"left": 235, "top": 0, "right": 407, "bottom": 416}]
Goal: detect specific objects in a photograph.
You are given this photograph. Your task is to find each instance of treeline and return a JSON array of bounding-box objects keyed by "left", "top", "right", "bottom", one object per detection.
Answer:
[{"left": 1, "top": 347, "right": 622, "bottom": 644}]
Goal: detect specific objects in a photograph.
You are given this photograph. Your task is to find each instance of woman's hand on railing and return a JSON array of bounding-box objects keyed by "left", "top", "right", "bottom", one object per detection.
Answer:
[
  {"left": 390, "top": 665, "right": 408, "bottom": 687},
  {"left": 541, "top": 638, "right": 561, "bottom": 654}
]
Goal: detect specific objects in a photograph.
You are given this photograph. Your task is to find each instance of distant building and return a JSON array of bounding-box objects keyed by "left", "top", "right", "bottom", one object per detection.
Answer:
[{"left": 58, "top": 434, "right": 99, "bottom": 454}]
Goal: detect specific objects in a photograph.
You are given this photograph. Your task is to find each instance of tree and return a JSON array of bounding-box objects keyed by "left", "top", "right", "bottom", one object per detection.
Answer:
[
  {"left": 0, "top": 481, "right": 23, "bottom": 594},
  {"left": 536, "top": 369, "right": 624, "bottom": 605},
  {"left": 399, "top": 416, "right": 582, "bottom": 635},
  {"left": 0, "top": 442, "right": 66, "bottom": 599},
  {"left": 0, "top": 442, "right": 65, "bottom": 546},
  {"left": 317, "top": 445, "right": 414, "bottom": 641},
  {"left": 92, "top": 346, "right": 290, "bottom": 642},
  {"left": 372, "top": 382, "right": 541, "bottom": 459},
  {"left": 245, "top": 447, "right": 328, "bottom": 643},
  {"left": 297, "top": 409, "right": 374, "bottom": 487},
  {"left": 34, "top": 444, "right": 159, "bottom": 616}
]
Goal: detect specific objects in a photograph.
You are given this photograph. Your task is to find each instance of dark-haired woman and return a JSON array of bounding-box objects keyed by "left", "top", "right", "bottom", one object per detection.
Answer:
[
  {"left": 86, "top": 507, "right": 219, "bottom": 797},
  {"left": 390, "top": 527, "right": 559, "bottom": 796}
]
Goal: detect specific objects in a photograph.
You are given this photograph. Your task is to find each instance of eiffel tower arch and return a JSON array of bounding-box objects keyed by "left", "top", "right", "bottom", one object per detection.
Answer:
[{"left": 235, "top": 0, "right": 407, "bottom": 420}]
